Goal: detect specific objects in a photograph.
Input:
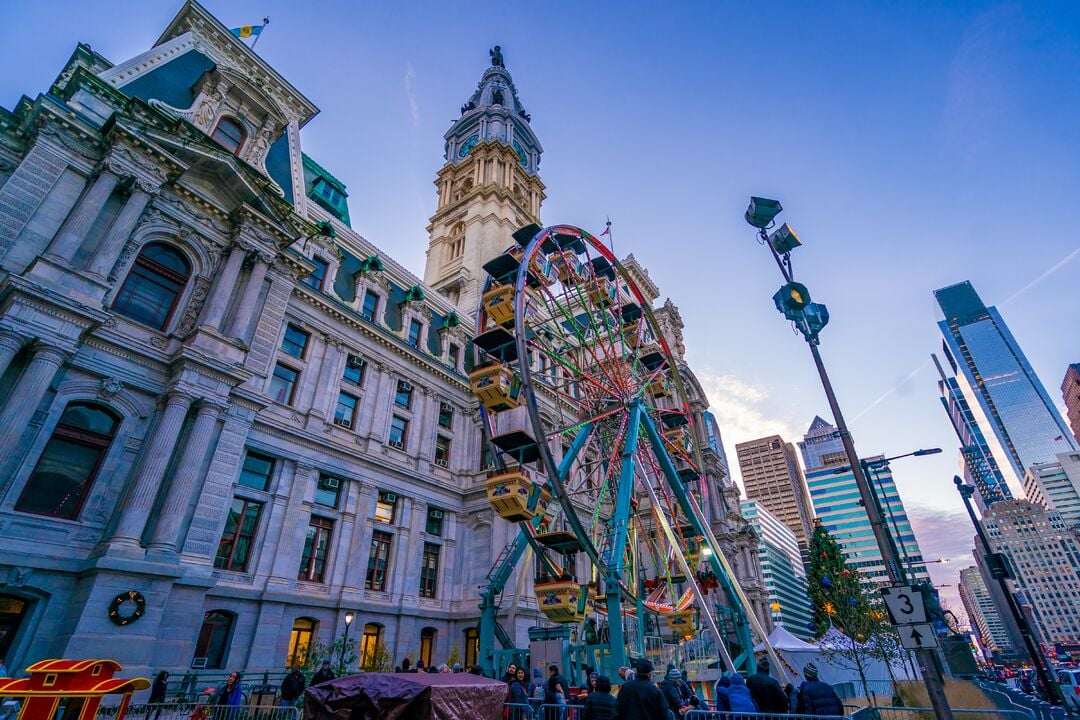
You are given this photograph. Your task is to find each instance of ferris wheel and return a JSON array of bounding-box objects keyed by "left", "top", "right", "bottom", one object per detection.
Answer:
[{"left": 470, "top": 223, "right": 775, "bottom": 675}]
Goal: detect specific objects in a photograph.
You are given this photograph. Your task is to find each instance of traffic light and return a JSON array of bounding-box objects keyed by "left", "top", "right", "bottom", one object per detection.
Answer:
[{"left": 772, "top": 281, "right": 811, "bottom": 318}]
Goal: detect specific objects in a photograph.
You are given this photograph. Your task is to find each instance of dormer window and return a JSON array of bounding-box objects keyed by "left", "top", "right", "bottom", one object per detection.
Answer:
[
  {"left": 303, "top": 257, "right": 328, "bottom": 290},
  {"left": 212, "top": 117, "right": 246, "bottom": 154},
  {"left": 315, "top": 179, "right": 344, "bottom": 208}
]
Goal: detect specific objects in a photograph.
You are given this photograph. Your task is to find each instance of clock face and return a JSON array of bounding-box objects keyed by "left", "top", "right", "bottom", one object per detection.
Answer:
[
  {"left": 458, "top": 134, "right": 480, "bottom": 158},
  {"left": 512, "top": 140, "right": 528, "bottom": 168}
]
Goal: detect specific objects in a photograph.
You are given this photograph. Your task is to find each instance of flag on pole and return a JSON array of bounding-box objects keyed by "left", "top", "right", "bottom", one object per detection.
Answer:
[
  {"left": 599, "top": 226, "right": 610, "bottom": 237},
  {"left": 230, "top": 25, "right": 264, "bottom": 39}
]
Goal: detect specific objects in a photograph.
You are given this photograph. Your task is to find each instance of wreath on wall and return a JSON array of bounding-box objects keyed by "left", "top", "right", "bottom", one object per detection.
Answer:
[{"left": 108, "top": 590, "right": 146, "bottom": 626}]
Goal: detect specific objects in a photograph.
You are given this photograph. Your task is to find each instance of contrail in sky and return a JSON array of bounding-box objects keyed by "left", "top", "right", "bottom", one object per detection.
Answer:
[{"left": 852, "top": 245, "right": 1080, "bottom": 420}]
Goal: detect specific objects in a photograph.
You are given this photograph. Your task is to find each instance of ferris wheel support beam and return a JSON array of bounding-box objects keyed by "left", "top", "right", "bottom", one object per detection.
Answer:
[
  {"left": 602, "top": 400, "right": 644, "bottom": 671},
  {"left": 639, "top": 409, "right": 788, "bottom": 682}
]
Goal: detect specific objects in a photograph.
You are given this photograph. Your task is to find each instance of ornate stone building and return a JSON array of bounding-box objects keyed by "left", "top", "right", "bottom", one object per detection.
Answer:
[{"left": 0, "top": 1, "right": 766, "bottom": 679}]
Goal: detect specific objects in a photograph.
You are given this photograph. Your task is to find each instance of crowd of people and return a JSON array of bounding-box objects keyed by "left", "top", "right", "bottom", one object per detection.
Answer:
[{"left": 497, "top": 656, "right": 846, "bottom": 720}]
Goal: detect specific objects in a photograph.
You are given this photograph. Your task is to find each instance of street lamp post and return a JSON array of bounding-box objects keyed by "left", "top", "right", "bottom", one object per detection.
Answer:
[
  {"left": 953, "top": 478, "right": 1064, "bottom": 707},
  {"left": 745, "top": 197, "right": 953, "bottom": 720},
  {"left": 340, "top": 610, "right": 355, "bottom": 672}
]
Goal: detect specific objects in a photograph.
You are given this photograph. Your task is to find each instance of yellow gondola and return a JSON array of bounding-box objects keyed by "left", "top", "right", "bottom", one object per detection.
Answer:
[
  {"left": 588, "top": 276, "right": 615, "bottom": 307},
  {"left": 665, "top": 609, "right": 695, "bottom": 637},
  {"left": 485, "top": 467, "right": 552, "bottom": 522},
  {"left": 470, "top": 363, "right": 522, "bottom": 411},
  {"left": 534, "top": 580, "right": 597, "bottom": 623},
  {"left": 482, "top": 284, "right": 517, "bottom": 327},
  {"left": 664, "top": 424, "right": 691, "bottom": 449}
]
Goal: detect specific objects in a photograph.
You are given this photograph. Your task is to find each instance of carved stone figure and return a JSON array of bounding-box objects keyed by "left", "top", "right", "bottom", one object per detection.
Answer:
[{"left": 489, "top": 45, "right": 504, "bottom": 68}]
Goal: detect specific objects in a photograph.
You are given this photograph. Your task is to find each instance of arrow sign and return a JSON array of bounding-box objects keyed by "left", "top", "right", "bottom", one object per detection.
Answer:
[
  {"left": 881, "top": 585, "right": 928, "bottom": 625},
  {"left": 898, "top": 623, "right": 939, "bottom": 650}
]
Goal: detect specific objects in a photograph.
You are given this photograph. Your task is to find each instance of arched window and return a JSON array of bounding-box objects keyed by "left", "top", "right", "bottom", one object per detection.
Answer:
[
  {"left": 419, "top": 627, "right": 436, "bottom": 669},
  {"left": 211, "top": 117, "right": 246, "bottom": 154},
  {"left": 463, "top": 627, "right": 478, "bottom": 669},
  {"left": 194, "top": 610, "right": 235, "bottom": 669},
  {"left": 447, "top": 222, "right": 465, "bottom": 261},
  {"left": 113, "top": 243, "right": 191, "bottom": 330},
  {"left": 359, "top": 622, "right": 383, "bottom": 671},
  {"left": 287, "top": 617, "right": 317, "bottom": 668},
  {"left": 15, "top": 402, "right": 119, "bottom": 520},
  {"left": 0, "top": 594, "right": 31, "bottom": 662}
]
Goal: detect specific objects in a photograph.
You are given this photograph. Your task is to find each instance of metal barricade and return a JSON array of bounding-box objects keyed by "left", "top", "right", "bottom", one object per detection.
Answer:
[
  {"left": 504, "top": 703, "right": 536, "bottom": 720},
  {"left": 107, "top": 703, "right": 302, "bottom": 720},
  {"left": 531, "top": 703, "right": 582, "bottom": 720},
  {"left": 849, "top": 707, "right": 1037, "bottom": 720},
  {"left": 685, "top": 711, "right": 846, "bottom": 720}
]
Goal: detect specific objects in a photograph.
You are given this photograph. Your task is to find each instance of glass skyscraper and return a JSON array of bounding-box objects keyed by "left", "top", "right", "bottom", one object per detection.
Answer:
[
  {"left": 741, "top": 499, "right": 814, "bottom": 639},
  {"left": 934, "top": 281, "right": 1077, "bottom": 497}
]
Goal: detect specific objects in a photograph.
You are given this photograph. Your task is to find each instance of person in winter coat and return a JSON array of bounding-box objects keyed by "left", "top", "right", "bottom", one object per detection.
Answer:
[
  {"left": 794, "top": 663, "right": 844, "bottom": 717},
  {"left": 311, "top": 661, "right": 336, "bottom": 686},
  {"left": 278, "top": 669, "right": 305, "bottom": 708},
  {"left": 583, "top": 676, "right": 617, "bottom": 720},
  {"left": 714, "top": 676, "right": 732, "bottom": 712},
  {"left": 726, "top": 674, "right": 758, "bottom": 714},
  {"left": 212, "top": 671, "right": 245, "bottom": 720},
  {"left": 675, "top": 674, "right": 699, "bottom": 709},
  {"left": 659, "top": 668, "right": 689, "bottom": 716},
  {"left": 615, "top": 659, "right": 668, "bottom": 720},
  {"left": 785, "top": 683, "right": 799, "bottom": 714},
  {"left": 746, "top": 657, "right": 788, "bottom": 715},
  {"left": 509, "top": 668, "right": 533, "bottom": 720},
  {"left": 149, "top": 672, "right": 169, "bottom": 704},
  {"left": 530, "top": 667, "right": 545, "bottom": 703}
]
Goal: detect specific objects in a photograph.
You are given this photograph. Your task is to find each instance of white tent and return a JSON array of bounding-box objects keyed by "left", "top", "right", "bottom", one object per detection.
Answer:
[{"left": 755, "top": 624, "right": 917, "bottom": 697}]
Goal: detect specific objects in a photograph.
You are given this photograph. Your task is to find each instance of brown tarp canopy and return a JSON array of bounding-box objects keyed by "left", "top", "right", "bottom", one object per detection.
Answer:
[{"left": 304, "top": 672, "right": 508, "bottom": 720}]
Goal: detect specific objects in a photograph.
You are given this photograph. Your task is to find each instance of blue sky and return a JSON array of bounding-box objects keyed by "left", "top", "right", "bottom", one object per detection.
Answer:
[{"left": 3, "top": 0, "right": 1079, "bottom": 617}]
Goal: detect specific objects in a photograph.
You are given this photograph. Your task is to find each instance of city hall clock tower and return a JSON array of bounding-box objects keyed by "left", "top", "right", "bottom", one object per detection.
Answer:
[{"left": 423, "top": 47, "right": 545, "bottom": 314}]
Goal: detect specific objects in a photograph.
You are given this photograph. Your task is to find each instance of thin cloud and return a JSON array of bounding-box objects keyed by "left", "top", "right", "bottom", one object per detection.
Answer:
[
  {"left": 851, "top": 359, "right": 931, "bottom": 421},
  {"left": 1002, "top": 245, "right": 1080, "bottom": 307},
  {"left": 404, "top": 63, "right": 420, "bottom": 128}
]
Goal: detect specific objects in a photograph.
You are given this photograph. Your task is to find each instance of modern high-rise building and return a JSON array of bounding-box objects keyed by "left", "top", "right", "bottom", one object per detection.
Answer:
[
  {"left": 1024, "top": 453, "right": 1080, "bottom": 530},
  {"left": 736, "top": 435, "right": 815, "bottom": 556},
  {"left": 934, "top": 281, "right": 1077, "bottom": 496},
  {"left": 798, "top": 417, "right": 931, "bottom": 588},
  {"left": 981, "top": 500, "right": 1080, "bottom": 645},
  {"left": 933, "top": 354, "right": 1012, "bottom": 511},
  {"left": 1064, "top": 364, "right": 1080, "bottom": 445},
  {"left": 741, "top": 500, "right": 814, "bottom": 640},
  {"left": 958, "top": 565, "right": 1015, "bottom": 660}
]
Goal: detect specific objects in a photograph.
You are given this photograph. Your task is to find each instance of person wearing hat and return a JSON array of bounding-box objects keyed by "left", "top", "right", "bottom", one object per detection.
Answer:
[
  {"left": 311, "top": 660, "right": 335, "bottom": 686},
  {"left": 747, "top": 656, "right": 788, "bottom": 714},
  {"left": 794, "top": 662, "right": 844, "bottom": 717},
  {"left": 614, "top": 659, "right": 668, "bottom": 720},
  {"left": 659, "top": 667, "right": 689, "bottom": 716}
]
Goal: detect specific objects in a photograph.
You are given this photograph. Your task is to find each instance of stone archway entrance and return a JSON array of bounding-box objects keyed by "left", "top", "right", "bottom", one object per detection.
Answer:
[{"left": 0, "top": 594, "right": 30, "bottom": 662}]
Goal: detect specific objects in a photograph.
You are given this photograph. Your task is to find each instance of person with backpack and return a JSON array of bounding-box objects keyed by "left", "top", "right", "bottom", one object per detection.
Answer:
[{"left": 795, "top": 663, "right": 844, "bottom": 717}]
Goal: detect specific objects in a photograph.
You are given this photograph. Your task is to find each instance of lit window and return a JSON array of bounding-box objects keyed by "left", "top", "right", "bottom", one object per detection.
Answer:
[
  {"left": 343, "top": 354, "right": 365, "bottom": 386},
  {"left": 388, "top": 416, "right": 408, "bottom": 449},
  {"left": 334, "top": 392, "right": 358, "bottom": 429},
  {"left": 286, "top": 618, "right": 317, "bottom": 669},
  {"left": 366, "top": 531, "right": 392, "bottom": 591},
  {"left": 281, "top": 324, "right": 309, "bottom": 358},
  {"left": 407, "top": 320, "right": 423, "bottom": 348},
  {"left": 394, "top": 380, "right": 413, "bottom": 409},
  {"left": 211, "top": 117, "right": 246, "bottom": 154},
  {"left": 303, "top": 258, "right": 328, "bottom": 290},
  {"left": 299, "top": 516, "right": 334, "bottom": 582},
  {"left": 361, "top": 291, "right": 380, "bottom": 322},
  {"left": 238, "top": 451, "right": 274, "bottom": 491},
  {"left": 420, "top": 543, "right": 440, "bottom": 598},
  {"left": 419, "top": 627, "right": 436, "bottom": 668},
  {"left": 360, "top": 623, "right": 382, "bottom": 670},
  {"left": 214, "top": 498, "right": 262, "bottom": 571},
  {"left": 438, "top": 402, "right": 454, "bottom": 429},
  {"left": 375, "top": 491, "right": 397, "bottom": 523},
  {"left": 269, "top": 363, "right": 299, "bottom": 404},
  {"left": 16, "top": 403, "right": 119, "bottom": 520},
  {"left": 426, "top": 507, "right": 444, "bottom": 536},
  {"left": 113, "top": 243, "right": 190, "bottom": 330},
  {"left": 464, "top": 627, "right": 478, "bottom": 668},
  {"left": 314, "top": 475, "right": 342, "bottom": 508},
  {"left": 435, "top": 435, "right": 451, "bottom": 468}
]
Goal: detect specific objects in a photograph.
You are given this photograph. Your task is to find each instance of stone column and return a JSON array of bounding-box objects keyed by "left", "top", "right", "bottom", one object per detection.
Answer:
[
  {"left": 227, "top": 253, "right": 269, "bottom": 338},
  {"left": 45, "top": 171, "right": 119, "bottom": 261},
  {"left": 201, "top": 245, "right": 246, "bottom": 331},
  {"left": 87, "top": 185, "right": 153, "bottom": 279},
  {"left": 309, "top": 339, "right": 343, "bottom": 418},
  {"left": 146, "top": 400, "right": 224, "bottom": 554},
  {"left": 109, "top": 390, "right": 193, "bottom": 549},
  {"left": 269, "top": 461, "right": 316, "bottom": 584},
  {"left": 0, "top": 342, "right": 69, "bottom": 486},
  {"left": 0, "top": 329, "right": 26, "bottom": 379}
]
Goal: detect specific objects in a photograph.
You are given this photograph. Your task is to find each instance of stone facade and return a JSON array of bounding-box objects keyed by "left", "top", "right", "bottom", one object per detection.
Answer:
[{"left": 0, "top": 0, "right": 767, "bottom": 681}]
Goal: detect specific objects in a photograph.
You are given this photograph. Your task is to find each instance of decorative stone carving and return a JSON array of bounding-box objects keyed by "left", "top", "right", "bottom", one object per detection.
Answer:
[
  {"left": 175, "top": 276, "right": 212, "bottom": 337},
  {"left": 4, "top": 567, "right": 32, "bottom": 587},
  {"left": 109, "top": 238, "right": 140, "bottom": 282},
  {"left": 149, "top": 335, "right": 168, "bottom": 349},
  {"left": 99, "top": 377, "right": 124, "bottom": 398}
]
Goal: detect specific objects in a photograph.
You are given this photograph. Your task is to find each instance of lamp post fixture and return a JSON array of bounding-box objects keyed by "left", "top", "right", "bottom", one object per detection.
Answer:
[
  {"left": 953, "top": 478, "right": 1064, "bottom": 708},
  {"left": 340, "top": 610, "right": 355, "bottom": 672},
  {"left": 745, "top": 198, "right": 953, "bottom": 720}
]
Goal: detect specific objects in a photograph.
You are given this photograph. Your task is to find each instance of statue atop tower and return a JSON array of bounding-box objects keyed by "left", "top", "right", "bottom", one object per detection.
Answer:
[{"left": 423, "top": 48, "right": 546, "bottom": 313}]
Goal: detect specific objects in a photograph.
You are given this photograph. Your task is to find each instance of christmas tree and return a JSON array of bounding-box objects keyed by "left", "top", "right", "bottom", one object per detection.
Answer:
[{"left": 806, "top": 521, "right": 875, "bottom": 637}]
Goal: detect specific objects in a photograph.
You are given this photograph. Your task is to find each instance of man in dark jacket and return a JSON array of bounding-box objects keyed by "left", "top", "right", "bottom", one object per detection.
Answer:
[
  {"left": 747, "top": 657, "right": 788, "bottom": 715},
  {"left": 279, "top": 669, "right": 305, "bottom": 707},
  {"left": 583, "top": 676, "right": 617, "bottom": 720},
  {"left": 795, "top": 663, "right": 844, "bottom": 717},
  {"left": 659, "top": 667, "right": 688, "bottom": 716},
  {"left": 311, "top": 660, "right": 335, "bottom": 686},
  {"left": 615, "top": 659, "right": 668, "bottom": 720}
]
